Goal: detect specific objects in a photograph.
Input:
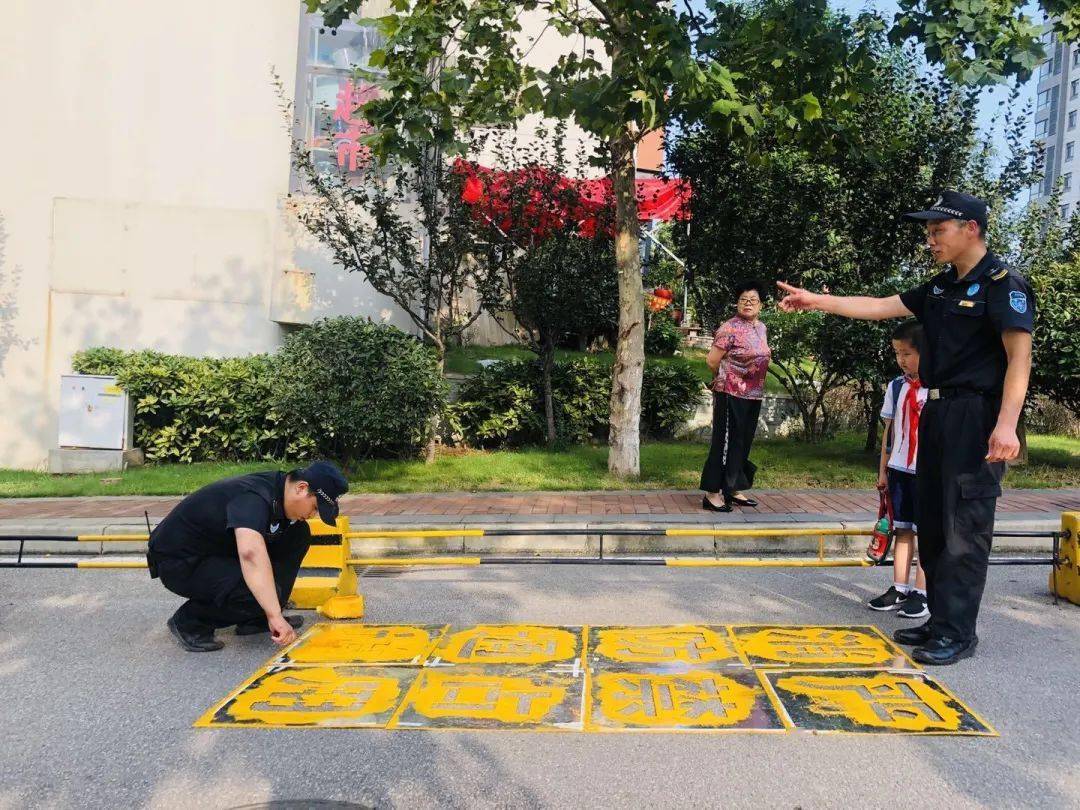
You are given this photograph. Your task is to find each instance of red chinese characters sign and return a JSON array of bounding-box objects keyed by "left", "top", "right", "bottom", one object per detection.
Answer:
[{"left": 319, "top": 79, "right": 379, "bottom": 173}]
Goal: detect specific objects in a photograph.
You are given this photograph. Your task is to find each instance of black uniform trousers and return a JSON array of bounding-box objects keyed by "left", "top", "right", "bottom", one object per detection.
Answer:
[
  {"left": 915, "top": 393, "right": 1004, "bottom": 642},
  {"left": 153, "top": 532, "right": 311, "bottom": 632},
  {"left": 700, "top": 392, "right": 761, "bottom": 496}
]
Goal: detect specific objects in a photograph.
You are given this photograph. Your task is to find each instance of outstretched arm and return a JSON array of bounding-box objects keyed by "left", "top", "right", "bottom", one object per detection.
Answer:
[{"left": 776, "top": 282, "right": 913, "bottom": 321}]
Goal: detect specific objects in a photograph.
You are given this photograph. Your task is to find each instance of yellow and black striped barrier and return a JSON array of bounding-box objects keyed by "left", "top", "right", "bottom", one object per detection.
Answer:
[{"left": 3, "top": 515, "right": 1075, "bottom": 609}]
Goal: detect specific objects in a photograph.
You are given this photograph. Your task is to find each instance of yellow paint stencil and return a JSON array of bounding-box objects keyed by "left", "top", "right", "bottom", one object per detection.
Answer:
[
  {"left": 390, "top": 666, "right": 584, "bottom": 730},
  {"left": 432, "top": 625, "right": 580, "bottom": 665},
  {"left": 767, "top": 670, "right": 996, "bottom": 735},
  {"left": 732, "top": 625, "right": 915, "bottom": 669},
  {"left": 592, "top": 625, "right": 740, "bottom": 666},
  {"left": 592, "top": 671, "right": 757, "bottom": 729},
  {"left": 275, "top": 623, "right": 448, "bottom": 666},
  {"left": 196, "top": 666, "right": 417, "bottom": 728}
]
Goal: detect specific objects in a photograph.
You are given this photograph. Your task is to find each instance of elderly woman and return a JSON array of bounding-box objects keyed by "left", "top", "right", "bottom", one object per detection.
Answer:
[{"left": 701, "top": 280, "right": 772, "bottom": 512}]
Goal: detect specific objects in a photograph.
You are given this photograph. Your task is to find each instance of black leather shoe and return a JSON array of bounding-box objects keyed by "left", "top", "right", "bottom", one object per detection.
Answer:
[
  {"left": 235, "top": 614, "right": 304, "bottom": 636},
  {"left": 912, "top": 635, "right": 978, "bottom": 666},
  {"left": 730, "top": 495, "right": 758, "bottom": 508},
  {"left": 702, "top": 496, "right": 733, "bottom": 512},
  {"left": 167, "top": 614, "right": 224, "bottom": 652},
  {"left": 893, "top": 620, "right": 933, "bottom": 646}
]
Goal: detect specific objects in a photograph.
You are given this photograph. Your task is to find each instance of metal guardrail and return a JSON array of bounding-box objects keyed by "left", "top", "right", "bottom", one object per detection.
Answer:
[{"left": 0, "top": 527, "right": 1062, "bottom": 572}]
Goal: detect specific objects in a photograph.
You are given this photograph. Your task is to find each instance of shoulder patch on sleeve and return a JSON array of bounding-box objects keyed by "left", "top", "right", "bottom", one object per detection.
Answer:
[
  {"left": 1008, "top": 290, "right": 1028, "bottom": 314},
  {"left": 989, "top": 266, "right": 1009, "bottom": 282}
]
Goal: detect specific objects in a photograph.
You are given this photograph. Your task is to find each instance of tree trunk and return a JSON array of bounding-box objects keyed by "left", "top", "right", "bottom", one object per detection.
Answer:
[
  {"left": 863, "top": 384, "right": 883, "bottom": 453},
  {"left": 541, "top": 339, "right": 556, "bottom": 448},
  {"left": 423, "top": 348, "right": 445, "bottom": 464},
  {"left": 607, "top": 127, "right": 645, "bottom": 478},
  {"left": 864, "top": 406, "right": 878, "bottom": 453}
]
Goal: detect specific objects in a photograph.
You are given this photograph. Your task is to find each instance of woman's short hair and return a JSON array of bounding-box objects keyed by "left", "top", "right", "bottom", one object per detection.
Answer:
[
  {"left": 734, "top": 279, "right": 767, "bottom": 302},
  {"left": 891, "top": 319, "right": 924, "bottom": 350}
]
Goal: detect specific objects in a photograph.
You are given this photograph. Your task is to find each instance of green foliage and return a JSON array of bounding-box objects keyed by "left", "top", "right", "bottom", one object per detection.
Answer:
[
  {"left": 450, "top": 357, "right": 703, "bottom": 448},
  {"left": 644, "top": 311, "right": 681, "bottom": 356},
  {"left": 271, "top": 317, "right": 446, "bottom": 460},
  {"left": 71, "top": 319, "right": 445, "bottom": 463},
  {"left": 1030, "top": 255, "right": 1080, "bottom": 416},
  {"left": 467, "top": 126, "right": 619, "bottom": 444},
  {"left": 640, "top": 361, "right": 706, "bottom": 437},
  {"left": 72, "top": 349, "right": 308, "bottom": 463},
  {"left": 1004, "top": 195, "right": 1080, "bottom": 416},
  {"left": 671, "top": 27, "right": 1053, "bottom": 441}
]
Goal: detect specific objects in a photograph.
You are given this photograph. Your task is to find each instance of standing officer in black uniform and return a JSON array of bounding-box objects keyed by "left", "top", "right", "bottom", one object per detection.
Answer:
[
  {"left": 147, "top": 461, "right": 349, "bottom": 652},
  {"left": 777, "top": 190, "right": 1034, "bottom": 665}
]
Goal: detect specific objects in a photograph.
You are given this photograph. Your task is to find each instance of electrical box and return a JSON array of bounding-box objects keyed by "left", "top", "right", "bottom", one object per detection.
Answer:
[{"left": 58, "top": 374, "right": 133, "bottom": 450}]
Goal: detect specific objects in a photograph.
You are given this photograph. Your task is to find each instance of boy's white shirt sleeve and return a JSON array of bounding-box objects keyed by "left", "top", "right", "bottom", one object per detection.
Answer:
[{"left": 880, "top": 377, "right": 899, "bottom": 421}]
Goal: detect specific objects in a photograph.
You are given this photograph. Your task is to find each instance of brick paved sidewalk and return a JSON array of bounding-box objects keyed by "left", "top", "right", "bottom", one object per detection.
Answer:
[{"left": 2, "top": 488, "right": 1077, "bottom": 523}]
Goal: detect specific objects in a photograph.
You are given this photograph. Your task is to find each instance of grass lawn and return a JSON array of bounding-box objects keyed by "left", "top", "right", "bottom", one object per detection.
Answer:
[
  {"left": 1, "top": 433, "right": 1075, "bottom": 498},
  {"left": 445, "top": 344, "right": 788, "bottom": 392}
]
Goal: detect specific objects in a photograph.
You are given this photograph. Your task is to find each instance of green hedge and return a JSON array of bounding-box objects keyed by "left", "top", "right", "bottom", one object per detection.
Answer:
[
  {"left": 271, "top": 317, "right": 446, "bottom": 460},
  {"left": 449, "top": 356, "right": 704, "bottom": 448},
  {"left": 72, "top": 318, "right": 444, "bottom": 463}
]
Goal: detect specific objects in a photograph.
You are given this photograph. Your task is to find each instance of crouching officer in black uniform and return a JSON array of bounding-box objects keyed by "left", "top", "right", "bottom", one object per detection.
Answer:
[
  {"left": 778, "top": 190, "right": 1034, "bottom": 665},
  {"left": 147, "top": 461, "right": 349, "bottom": 652}
]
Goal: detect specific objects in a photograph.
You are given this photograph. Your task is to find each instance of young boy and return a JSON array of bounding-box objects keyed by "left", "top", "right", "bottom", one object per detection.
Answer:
[{"left": 869, "top": 320, "right": 929, "bottom": 619}]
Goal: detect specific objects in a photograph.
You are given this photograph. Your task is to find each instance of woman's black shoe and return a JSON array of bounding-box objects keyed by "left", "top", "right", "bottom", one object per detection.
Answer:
[
  {"left": 729, "top": 494, "right": 758, "bottom": 507},
  {"left": 702, "top": 496, "right": 733, "bottom": 512}
]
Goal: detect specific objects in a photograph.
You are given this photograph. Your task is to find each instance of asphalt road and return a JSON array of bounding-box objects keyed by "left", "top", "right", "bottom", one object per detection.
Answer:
[{"left": 1, "top": 563, "right": 1077, "bottom": 809}]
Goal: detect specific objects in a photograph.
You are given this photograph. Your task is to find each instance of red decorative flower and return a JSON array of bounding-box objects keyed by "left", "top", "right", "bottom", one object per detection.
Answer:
[{"left": 461, "top": 175, "right": 484, "bottom": 205}]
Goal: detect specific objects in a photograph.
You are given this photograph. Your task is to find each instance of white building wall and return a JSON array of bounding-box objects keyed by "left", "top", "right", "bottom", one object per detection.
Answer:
[{"left": 0, "top": 0, "right": 412, "bottom": 470}]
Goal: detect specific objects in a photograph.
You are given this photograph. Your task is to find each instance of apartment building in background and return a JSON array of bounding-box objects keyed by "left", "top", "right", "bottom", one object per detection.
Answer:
[{"left": 1032, "top": 25, "right": 1080, "bottom": 217}]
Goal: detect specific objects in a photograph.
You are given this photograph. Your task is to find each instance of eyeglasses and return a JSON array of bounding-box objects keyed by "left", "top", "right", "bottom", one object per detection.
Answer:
[{"left": 737, "top": 297, "right": 762, "bottom": 305}]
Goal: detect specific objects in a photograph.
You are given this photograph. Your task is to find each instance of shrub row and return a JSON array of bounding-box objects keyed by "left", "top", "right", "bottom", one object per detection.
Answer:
[
  {"left": 74, "top": 319, "right": 705, "bottom": 462},
  {"left": 73, "top": 318, "right": 444, "bottom": 462},
  {"left": 448, "top": 356, "right": 705, "bottom": 448}
]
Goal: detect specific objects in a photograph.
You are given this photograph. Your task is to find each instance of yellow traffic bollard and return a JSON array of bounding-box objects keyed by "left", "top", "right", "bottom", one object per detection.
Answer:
[
  {"left": 291, "top": 517, "right": 359, "bottom": 610},
  {"left": 1049, "top": 512, "right": 1080, "bottom": 607}
]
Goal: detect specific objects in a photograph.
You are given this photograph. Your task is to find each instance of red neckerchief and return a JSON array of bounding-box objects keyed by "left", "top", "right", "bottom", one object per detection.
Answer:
[{"left": 901, "top": 377, "right": 922, "bottom": 468}]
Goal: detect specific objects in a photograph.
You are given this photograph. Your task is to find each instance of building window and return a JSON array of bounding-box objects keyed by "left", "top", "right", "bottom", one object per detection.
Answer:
[
  {"left": 1043, "top": 145, "right": 1057, "bottom": 196},
  {"left": 1062, "top": 203, "right": 1071, "bottom": 219},
  {"left": 1065, "top": 173, "right": 1073, "bottom": 191},
  {"left": 1036, "top": 118, "right": 1049, "bottom": 138},
  {"left": 1073, "top": 79, "right": 1079, "bottom": 100},
  {"left": 1038, "top": 89, "right": 1052, "bottom": 109},
  {"left": 1068, "top": 142, "right": 1076, "bottom": 161},
  {"left": 1074, "top": 48, "right": 1080, "bottom": 67},
  {"left": 1071, "top": 111, "right": 1078, "bottom": 130},
  {"left": 291, "top": 13, "right": 387, "bottom": 184}
]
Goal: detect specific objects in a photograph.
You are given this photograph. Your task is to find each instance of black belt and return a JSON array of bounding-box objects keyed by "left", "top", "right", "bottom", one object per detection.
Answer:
[{"left": 926, "top": 386, "right": 998, "bottom": 400}]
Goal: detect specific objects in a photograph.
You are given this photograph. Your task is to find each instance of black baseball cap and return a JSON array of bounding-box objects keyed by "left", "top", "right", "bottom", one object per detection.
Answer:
[
  {"left": 903, "top": 190, "right": 988, "bottom": 229},
  {"left": 295, "top": 461, "right": 348, "bottom": 527}
]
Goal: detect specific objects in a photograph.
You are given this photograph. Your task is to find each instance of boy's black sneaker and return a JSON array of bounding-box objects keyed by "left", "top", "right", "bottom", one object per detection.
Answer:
[
  {"left": 868, "top": 586, "right": 907, "bottom": 611},
  {"left": 898, "top": 591, "right": 930, "bottom": 619}
]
